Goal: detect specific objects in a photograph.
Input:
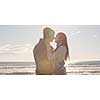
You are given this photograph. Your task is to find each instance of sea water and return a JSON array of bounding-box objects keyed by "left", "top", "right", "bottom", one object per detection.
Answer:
[
  {"left": 0, "top": 61, "right": 100, "bottom": 75},
  {"left": 0, "top": 62, "right": 35, "bottom": 75}
]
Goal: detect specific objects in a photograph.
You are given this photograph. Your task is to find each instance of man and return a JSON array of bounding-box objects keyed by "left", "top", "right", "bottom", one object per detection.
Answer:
[{"left": 33, "top": 27, "right": 55, "bottom": 75}]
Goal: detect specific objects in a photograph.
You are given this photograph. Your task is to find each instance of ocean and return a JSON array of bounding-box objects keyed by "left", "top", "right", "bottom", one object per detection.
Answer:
[
  {"left": 0, "top": 62, "right": 35, "bottom": 75},
  {"left": 0, "top": 61, "right": 100, "bottom": 75}
]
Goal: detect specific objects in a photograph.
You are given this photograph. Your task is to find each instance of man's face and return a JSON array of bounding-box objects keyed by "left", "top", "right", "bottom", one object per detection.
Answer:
[
  {"left": 48, "top": 34, "right": 55, "bottom": 42},
  {"left": 43, "top": 27, "right": 55, "bottom": 42}
]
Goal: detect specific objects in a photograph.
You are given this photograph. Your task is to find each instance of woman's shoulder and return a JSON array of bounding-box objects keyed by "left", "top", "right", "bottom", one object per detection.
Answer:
[
  {"left": 59, "top": 46, "right": 66, "bottom": 50},
  {"left": 57, "top": 46, "right": 66, "bottom": 53}
]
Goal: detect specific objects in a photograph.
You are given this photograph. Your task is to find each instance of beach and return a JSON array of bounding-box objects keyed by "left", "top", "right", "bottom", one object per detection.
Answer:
[{"left": 0, "top": 62, "right": 100, "bottom": 75}]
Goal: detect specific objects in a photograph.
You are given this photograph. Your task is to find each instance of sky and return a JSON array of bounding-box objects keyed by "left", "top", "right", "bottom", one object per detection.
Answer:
[{"left": 0, "top": 25, "right": 100, "bottom": 62}]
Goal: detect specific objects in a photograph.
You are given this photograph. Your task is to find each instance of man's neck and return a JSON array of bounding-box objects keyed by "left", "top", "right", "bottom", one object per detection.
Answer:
[{"left": 44, "top": 39, "right": 50, "bottom": 45}]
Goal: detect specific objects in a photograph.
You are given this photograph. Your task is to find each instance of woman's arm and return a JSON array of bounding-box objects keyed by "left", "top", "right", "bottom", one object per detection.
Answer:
[{"left": 47, "top": 46, "right": 66, "bottom": 61}]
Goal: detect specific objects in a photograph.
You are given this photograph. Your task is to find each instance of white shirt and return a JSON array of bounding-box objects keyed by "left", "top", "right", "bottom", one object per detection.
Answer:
[{"left": 47, "top": 45, "right": 66, "bottom": 69}]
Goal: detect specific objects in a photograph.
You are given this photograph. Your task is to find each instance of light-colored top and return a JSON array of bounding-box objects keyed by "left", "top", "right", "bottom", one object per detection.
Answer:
[{"left": 47, "top": 45, "right": 66, "bottom": 69}]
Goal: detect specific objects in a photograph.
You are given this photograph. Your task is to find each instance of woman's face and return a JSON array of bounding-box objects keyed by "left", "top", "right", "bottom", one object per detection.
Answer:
[{"left": 55, "top": 34, "right": 63, "bottom": 45}]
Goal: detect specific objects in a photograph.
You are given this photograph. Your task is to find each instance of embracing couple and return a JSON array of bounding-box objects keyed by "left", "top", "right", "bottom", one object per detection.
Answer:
[{"left": 33, "top": 27, "right": 69, "bottom": 75}]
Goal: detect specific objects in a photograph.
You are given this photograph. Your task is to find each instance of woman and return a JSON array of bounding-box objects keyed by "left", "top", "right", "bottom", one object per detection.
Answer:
[{"left": 48, "top": 32, "right": 70, "bottom": 75}]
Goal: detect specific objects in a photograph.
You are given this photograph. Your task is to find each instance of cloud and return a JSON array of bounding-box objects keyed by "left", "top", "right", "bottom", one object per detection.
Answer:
[
  {"left": 92, "top": 34, "right": 97, "bottom": 38},
  {"left": 0, "top": 44, "right": 32, "bottom": 55},
  {"left": 70, "top": 31, "right": 81, "bottom": 37}
]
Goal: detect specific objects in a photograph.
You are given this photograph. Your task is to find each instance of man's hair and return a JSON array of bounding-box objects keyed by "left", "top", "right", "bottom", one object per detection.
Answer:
[{"left": 43, "top": 27, "right": 55, "bottom": 39}]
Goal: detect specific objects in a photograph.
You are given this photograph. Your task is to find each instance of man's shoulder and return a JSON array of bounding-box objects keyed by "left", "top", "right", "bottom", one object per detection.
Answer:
[
  {"left": 34, "top": 39, "right": 44, "bottom": 51},
  {"left": 34, "top": 42, "right": 40, "bottom": 51}
]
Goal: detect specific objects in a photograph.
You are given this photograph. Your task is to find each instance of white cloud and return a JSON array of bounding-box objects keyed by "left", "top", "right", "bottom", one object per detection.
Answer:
[
  {"left": 0, "top": 44, "right": 32, "bottom": 54},
  {"left": 70, "top": 31, "right": 81, "bottom": 37},
  {"left": 92, "top": 34, "right": 97, "bottom": 38}
]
